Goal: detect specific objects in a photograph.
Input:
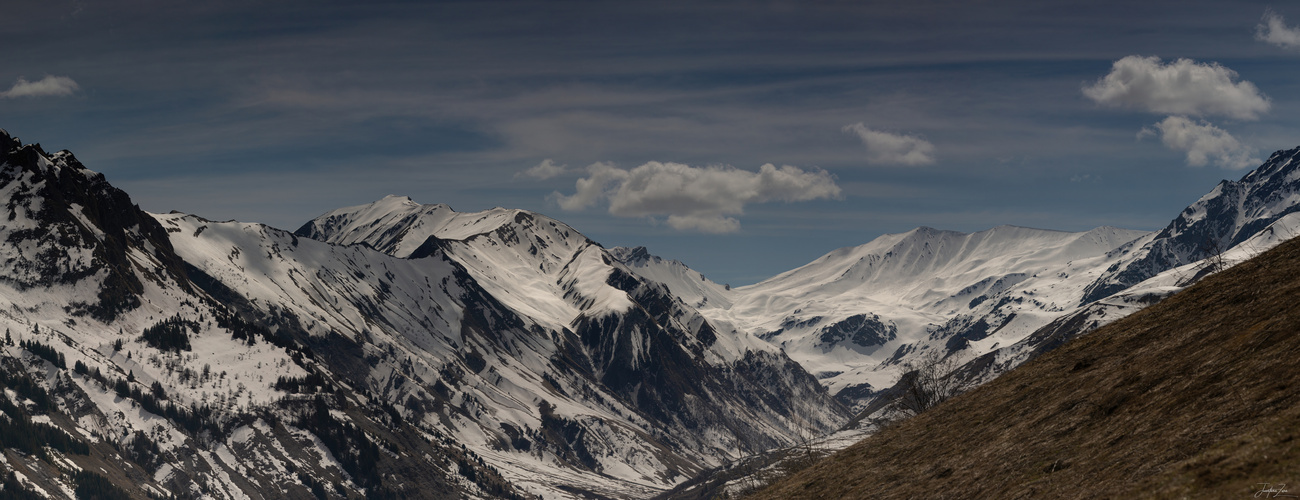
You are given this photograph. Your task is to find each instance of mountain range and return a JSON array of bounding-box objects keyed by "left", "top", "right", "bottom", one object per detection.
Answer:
[
  {"left": 752, "top": 201, "right": 1300, "bottom": 500},
  {"left": 0, "top": 126, "right": 1297, "bottom": 498},
  {"left": 622, "top": 146, "right": 1300, "bottom": 420}
]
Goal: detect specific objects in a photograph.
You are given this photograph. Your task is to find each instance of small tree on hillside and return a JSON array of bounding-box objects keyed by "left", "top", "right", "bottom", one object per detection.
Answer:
[
  {"left": 1200, "top": 235, "right": 1227, "bottom": 275},
  {"left": 893, "top": 350, "right": 963, "bottom": 417}
]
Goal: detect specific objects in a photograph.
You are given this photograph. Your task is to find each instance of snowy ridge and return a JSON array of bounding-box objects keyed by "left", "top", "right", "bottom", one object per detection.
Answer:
[
  {"left": 1083, "top": 146, "right": 1300, "bottom": 303},
  {"left": 0, "top": 131, "right": 422, "bottom": 498},
  {"left": 5, "top": 123, "right": 1300, "bottom": 499},
  {"left": 297, "top": 197, "right": 779, "bottom": 364},
  {"left": 287, "top": 196, "right": 851, "bottom": 494},
  {"left": 299, "top": 197, "right": 635, "bottom": 327},
  {"left": 161, "top": 203, "right": 849, "bottom": 497},
  {"left": 620, "top": 225, "right": 1150, "bottom": 405},
  {"left": 0, "top": 130, "right": 848, "bottom": 499},
  {"left": 161, "top": 213, "right": 699, "bottom": 496},
  {"left": 988, "top": 209, "right": 1300, "bottom": 380},
  {"left": 621, "top": 147, "right": 1300, "bottom": 423},
  {"left": 607, "top": 246, "right": 733, "bottom": 310}
]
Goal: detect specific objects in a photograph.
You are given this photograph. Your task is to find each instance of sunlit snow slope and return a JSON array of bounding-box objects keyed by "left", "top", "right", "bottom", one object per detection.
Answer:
[
  {"left": 617, "top": 146, "right": 1300, "bottom": 417},
  {"left": 293, "top": 195, "right": 850, "bottom": 497},
  {"left": 4, "top": 123, "right": 1300, "bottom": 499},
  {"left": 0, "top": 129, "right": 846, "bottom": 500}
]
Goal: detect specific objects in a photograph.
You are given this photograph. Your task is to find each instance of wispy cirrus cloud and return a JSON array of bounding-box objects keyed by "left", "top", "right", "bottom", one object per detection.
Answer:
[
  {"left": 514, "top": 159, "right": 572, "bottom": 180},
  {"left": 842, "top": 123, "right": 936, "bottom": 166},
  {"left": 1139, "top": 116, "right": 1259, "bottom": 170},
  {"left": 0, "top": 75, "right": 80, "bottom": 99},
  {"left": 1257, "top": 10, "right": 1300, "bottom": 50},
  {"left": 1082, "top": 56, "right": 1269, "bottom": 120},
  {"left": 554, "top": 161, "right": 841, "bottom": 233}
]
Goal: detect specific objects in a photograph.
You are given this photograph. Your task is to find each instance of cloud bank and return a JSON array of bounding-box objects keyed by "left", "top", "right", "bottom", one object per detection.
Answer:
[
  {"left": 1140, "top": 116, "right": 1259, "bottom": 170},
  {"left": 1082, "top": 56, "right": 1269, "bottom": 120},
  {"left": 842, "top": 123, "right": 936, "bottom": 166},
  {"left": 0, "top": 75, "right": 80, "bottom": 99},
  {"left": 555, "top": 161, "right": 841, "bottom": 233},
  {"left": 1257, "top": 10, "right": 1300, "bottom": 50}
]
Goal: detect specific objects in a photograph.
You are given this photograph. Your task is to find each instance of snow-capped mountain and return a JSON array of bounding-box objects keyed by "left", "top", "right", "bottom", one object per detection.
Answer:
[
  {"left": 290, "top": 195, "right": 850, "bottom": 495},
  {"left": 617, "top": 225, "right": 1150, "bottom": 410},
  {"left": 606, "top": 246, "right": 733, "bottom": 311},
  {"left": 4, "top": 123, "right": 1300, "bottom": 499},
  {"left": 616, "top": 146, "right": 1300, "bottom": 423},
  {"left": 1083, "top": 146, "right": 1300, "bottom": 303},
  {"left": 642, "top": 148, "right": 1300, "bottom": 499},
  {"left": 955, "top": 146, "right": 1300, "bottom": 401},
  {"left": 0, "top": 129, "right": 845, "bottom": 499},
  {"left": 0, "top": 129, "right": 535, "bottom": 499}
]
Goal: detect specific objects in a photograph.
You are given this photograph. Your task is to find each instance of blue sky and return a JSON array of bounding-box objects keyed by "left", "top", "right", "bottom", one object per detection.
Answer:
[{"left": 5, "top": 0, "right": 1300, "bottom": 285}]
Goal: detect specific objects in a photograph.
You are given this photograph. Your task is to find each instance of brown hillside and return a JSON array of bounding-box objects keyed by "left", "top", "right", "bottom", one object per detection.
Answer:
[{"left": 753, "top": 235, "right": 1300, "bottom": 500}]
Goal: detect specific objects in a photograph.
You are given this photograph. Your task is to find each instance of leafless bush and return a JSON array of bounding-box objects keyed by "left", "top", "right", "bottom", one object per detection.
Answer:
[{"left": 893, "top": 350, "right": 963, "bottom": 417}]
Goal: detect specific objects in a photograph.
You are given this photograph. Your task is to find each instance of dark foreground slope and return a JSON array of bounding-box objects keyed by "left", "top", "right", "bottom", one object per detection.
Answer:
[{"left": 754, "top": 234, "right": 1300, "bottom": 499}]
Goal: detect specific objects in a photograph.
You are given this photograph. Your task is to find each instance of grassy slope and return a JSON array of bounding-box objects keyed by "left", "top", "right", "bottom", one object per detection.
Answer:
[{"left": 754, "top": 236, "right": 1300, "bottom": 500}]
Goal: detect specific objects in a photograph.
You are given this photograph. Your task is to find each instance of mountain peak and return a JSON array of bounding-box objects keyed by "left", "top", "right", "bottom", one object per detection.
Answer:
[
  {"left": 369, "top": 194, "right": 446, "bottom": 212},
  {"left": 609, "top": 245, "right": 654, "bottom": 265},
  {"left": 1242, "top": 145, "right": 1300, "bottom": 184},
  {"left": 378, "top": 193, "right": 418, "bottom": 204},
  {"left": 0, "top": 128, "right": 16, "bottom": 152},
  {"left": 0, "top": 132, "right": 190, "bottom": 321},
  {"left": 755, "top": 233, "right": 1300, "bottom": 500},
  {"left": 1082, "top": 145, "right": 1300, "bottom": 303}
]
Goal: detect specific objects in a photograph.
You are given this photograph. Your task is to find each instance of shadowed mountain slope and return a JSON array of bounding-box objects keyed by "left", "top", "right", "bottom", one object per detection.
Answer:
[
  {"left": 0, "top": 128, "right": 846, "bottom": 499},
  {"left": 753, "top": 232, "right": 1300, "bottom": 499}
]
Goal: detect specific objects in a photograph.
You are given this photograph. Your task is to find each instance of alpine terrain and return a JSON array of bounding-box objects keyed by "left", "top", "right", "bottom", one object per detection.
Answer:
[
  {"left": 752, "top": 204, "right": 1300, "bottom": 499},
  {"left": 0, "top": 124, "right": 1299, "bottom": 499},
  {"left": 618, "top": 146, "right": 1300, "bottom": 424},
  {"left": 0, "top": 128, "right": 844, "bottom": 499}
]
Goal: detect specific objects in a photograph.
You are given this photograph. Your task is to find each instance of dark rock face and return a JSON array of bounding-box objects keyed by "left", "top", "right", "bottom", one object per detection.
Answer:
[
  {"left": 291, "top": 190, "right": 851, "bottom": 490},
  {"left": 0, "top": 131, "right": 532, "bottom": 499},
  {"left": 571, "top": 277, "right": 846, "bottom": 458},
  {"left": 0, "top": 128, "right": 852, "bottom": 498},
  {"left": 0, "top": 131, "right": 189, "bottom": 321},
  {"left": 815, "top": 314, "right": 897, "bottom": 349}
]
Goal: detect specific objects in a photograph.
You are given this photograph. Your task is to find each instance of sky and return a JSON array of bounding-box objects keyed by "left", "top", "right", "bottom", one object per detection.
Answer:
[{"left": 4, "top": 0, "right": 1300, "bottom": 285}]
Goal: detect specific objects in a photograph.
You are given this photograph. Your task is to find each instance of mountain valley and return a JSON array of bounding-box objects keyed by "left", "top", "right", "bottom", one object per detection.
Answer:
[{"left": 0, "top": 127, "right": 1298, "bottom": 498}]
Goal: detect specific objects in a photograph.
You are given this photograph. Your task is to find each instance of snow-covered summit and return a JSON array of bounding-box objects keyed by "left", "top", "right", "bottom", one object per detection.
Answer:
[
  {"left": 1083, "top": 145, "right": 1300, "bottom": 303},
  {"left": 0, "top": 130, "right": 190, "bottom": 321},
  {"left": 298, "top": 196, "right": 633, "bottom": 324},
  {"left": 7, "top": 122, "right": 1300, "bottom": 498},
  {"left": 291, "top": 195, "right": 850, "bottom": 494},
  {"left": 738, "top": 225, "right": 1145, "bottom": 307},
  {"left": 608, "top": 246, "right": 733, "bottom": 310},
  {"left": 618, "top": 147, "right": 1300, "bottom": 417},
  {"left": 658, "top": 224, "right": 1149, "bottom": 403},
  {"left": 0, "top": 127, "right": 851, "bottom": 499},
  {"left": 296, "top": 195, "right": 525, "bottom": 255}
]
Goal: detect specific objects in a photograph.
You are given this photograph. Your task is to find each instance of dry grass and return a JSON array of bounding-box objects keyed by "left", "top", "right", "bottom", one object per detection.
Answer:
[{"left": 752, "top": 236, "right": 1300, "bottom": 500}]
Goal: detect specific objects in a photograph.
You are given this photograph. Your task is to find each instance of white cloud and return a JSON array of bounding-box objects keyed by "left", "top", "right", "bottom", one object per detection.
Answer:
[
  {"left": 0, "top": 75, "right": 80, "bottom": 99},
  {"left": 1082, "top": 56, "right": 1269, "bottom": 120},
  {"left": 1141, "top": 116, "right": 1260, "bottom": 170},
  {"left": 554, "top": 162, "right": 627, "bottom": 211},
  {"left": 1257, "top": 10, "right": 1300, "bottom": 50},
  {"left": 514, "top": 159, "right": 572, "bottom": 180},
  {"left": 554, "top": 161, "right": 841, "bottom": 233},
  {"left": 842, "top": 123, "right": 935, "bottom": 166}
]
